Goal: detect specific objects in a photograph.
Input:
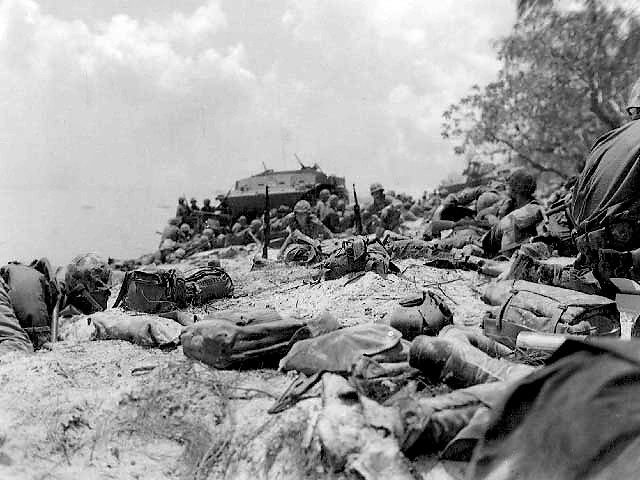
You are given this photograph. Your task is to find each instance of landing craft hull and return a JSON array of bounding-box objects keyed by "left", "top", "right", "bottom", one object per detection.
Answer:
[
  {"left": 226, "top": 191, "right": 308, "bottom": 219},
  {"left": 224, "top": 165, "right": 346, "bottom": 220}
]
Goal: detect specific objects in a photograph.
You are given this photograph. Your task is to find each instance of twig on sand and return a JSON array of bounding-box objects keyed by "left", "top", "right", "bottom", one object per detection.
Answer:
[
  {"left": 194, "top": 437, "right": 231, "bottom": 480},
  {"left": 423, "top": 276, "right": 463, "bottom": 288},
  {"left": 436, "top": 284, "right": 458, "bottom": 305},
  {"left": 223, "top": 417, "right": 277, "bottom": 479},
  {"left": 273, "top": 282, "right": 307, "bottom": 294},
  {"left": 53, "top": 361, "right": 80, "bottom": 388},
  {"left": 400, "top": 264, "right": 422, "bottom": 275},
  {"left": 343, "top": 271, "right": 366, "bottom": 286},
  {"left": 131, "top": 365, "right": 157, "bottom": 376},
  {"left": 226, "top": 386, "right": 278, "bottom": 399}
]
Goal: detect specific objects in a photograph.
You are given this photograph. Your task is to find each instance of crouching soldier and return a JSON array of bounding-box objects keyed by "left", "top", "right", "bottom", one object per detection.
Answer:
[
  {"left": 278, "top": 200, "right": 333, "bottom": 260},
  {"left": 482, "top": 170, "right": 543, "bottom": 257},
  {"left": 507, "top": 83, "right": 640, "bottom": 295},
  {"left": 365, "top": 183, "right": 402, "bottom": 234},
  {"left": 0, "top": 253, "right": 112, "bottom": 353}
]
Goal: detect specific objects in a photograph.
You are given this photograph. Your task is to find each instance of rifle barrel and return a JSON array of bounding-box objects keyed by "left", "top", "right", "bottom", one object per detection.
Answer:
[{"left": 262, "top": 185, "right": 271, "bottom": 259}]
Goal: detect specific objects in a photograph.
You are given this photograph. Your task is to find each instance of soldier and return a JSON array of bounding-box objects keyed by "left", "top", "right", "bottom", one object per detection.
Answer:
[
  {"left": 279, "top": 200, "right": 333, "bottom": 257},
  {"left": 179, "top": 223, "right": 193, "bottom": 243},
  {"left": 270, "top": 205, "right": 291, "bottom": 231},
  {"left": 159, "top": 217, "right": 181, "bottom": 248},
  {"left": 175, "top": 196, "right": 190, "bottom": 223},
  {"left": 367, "top": 182, "right": 394, "bottom": 215},
  {"left": 189, "top": 198, "right": 200, "bottom": 212},
  {"left": 336, "top": 199, "right": 353, "bottom": 232},
  {"left": 201, "top": 198, "right": 214, "bottom": 213},
  {"left": 248, "top": 218, "right": 264, "bottom": 243},
  {"left": 561, "top": 80, "right": 640, "bottom": 287},
  {"left": 315, "top": 189, "right": 332, "bottom": 220},
  {"left": 434, "top": 183, "right": 505, "bottom": 224},
  {"left": 482, "top": 170, "right": 543, "bottom": 257},
  {"left": 365, "top": 183, "right": 402, "bottom": 234},
  {"left": 231, "top": 216, "right": 248, "bottom": 234},
  {"left": 322, "top": 194, "right": 341, "bottom": 232}
]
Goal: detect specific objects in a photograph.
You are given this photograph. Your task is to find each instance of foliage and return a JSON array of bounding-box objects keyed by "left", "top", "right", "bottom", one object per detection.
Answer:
[{"left": 442, "top": 0, "right": 640, "bottom": 178}]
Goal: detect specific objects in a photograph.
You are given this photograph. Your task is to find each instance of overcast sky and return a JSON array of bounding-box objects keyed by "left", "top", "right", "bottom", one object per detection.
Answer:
[{"left": 0, "top": 0, "right": 517, "bottom": 196}]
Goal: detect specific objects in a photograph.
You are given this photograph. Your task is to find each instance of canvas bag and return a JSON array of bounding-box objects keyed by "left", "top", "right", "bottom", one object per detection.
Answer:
[
  {"left": 181, "top": 309, "right": 310, "bottom": 369},
  {"left": 278, "top": 324, "right": 406, "bottom": 375},
  {"left": 183, "top": 266, "right": 234, "bottom": 306},
  {"left": 322, "top": 236, "right": 398, "bottom": 280},
  {"left": 484, "top": 280, "right": 620, "bottom": 349},
  {"left": 113, "top": 269, "right": 187, "bottom": 314}
]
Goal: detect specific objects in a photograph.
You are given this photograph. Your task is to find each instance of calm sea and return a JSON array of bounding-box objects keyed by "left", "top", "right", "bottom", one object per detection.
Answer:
[{"left": 0, "top": 186, "right": 216, "bottom": 266}]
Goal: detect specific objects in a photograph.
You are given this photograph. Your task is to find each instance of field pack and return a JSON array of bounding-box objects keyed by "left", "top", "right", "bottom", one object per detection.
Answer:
[
  {"left": 114, "top": 266, "right": 233, "bottom": 313},
  {"left": 321, "top": 236, "right": 398, "bottom": 280},
  {"left": 483, "top": 280, "right": 620, "bottom": 348}
]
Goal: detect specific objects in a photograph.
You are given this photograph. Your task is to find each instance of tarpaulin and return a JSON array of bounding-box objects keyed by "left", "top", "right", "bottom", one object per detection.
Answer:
[
  {"left": 468, "top": 337, "right": 640, "bottom": 479},
  {"left": 570, "top": 119, "right": 640, "bottom": 234}
]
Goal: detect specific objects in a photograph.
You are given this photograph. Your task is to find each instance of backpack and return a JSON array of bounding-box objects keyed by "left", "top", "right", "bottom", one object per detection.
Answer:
[
  {"left": 483, "top": 280, "right": 620, "bottom": 349},
  {"left": 114, "top": 267, "right": 234, "bottom": 314},
  {"left": 322, "top": 236, "right": 398, "bottom": 280},
  {"left": 113, "top": 269, "right": 187, "bottom": 314},
  {"left": 183, "top": 266, "right": 234, "bottom": 306}
]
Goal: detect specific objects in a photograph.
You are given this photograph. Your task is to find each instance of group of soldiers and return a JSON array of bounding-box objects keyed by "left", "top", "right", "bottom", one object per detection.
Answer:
[
  {"left": 154, "top": 174, "right": 543, "bottom": 264},
  {"left": 153, "top": 78, "right": 640, "bottom": 294}
]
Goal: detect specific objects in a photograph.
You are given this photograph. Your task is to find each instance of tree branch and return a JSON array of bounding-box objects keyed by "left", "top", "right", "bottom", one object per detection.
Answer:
[{"left": 491, "top": 135, "right": 568, "bottom": 178}]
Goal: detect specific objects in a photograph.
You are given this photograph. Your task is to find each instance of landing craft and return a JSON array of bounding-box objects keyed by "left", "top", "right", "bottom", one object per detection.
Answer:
[{"left": 224, "top": 162, "right": 347, "bottom": 220}]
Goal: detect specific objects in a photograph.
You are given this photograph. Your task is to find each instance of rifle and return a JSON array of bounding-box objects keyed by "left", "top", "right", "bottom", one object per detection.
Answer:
[
  {"left": 353, "top": 184, "right": 363, "bottom": 235},
  {"left": 262, "top": 185, "right": 271, "bottom": 259}
]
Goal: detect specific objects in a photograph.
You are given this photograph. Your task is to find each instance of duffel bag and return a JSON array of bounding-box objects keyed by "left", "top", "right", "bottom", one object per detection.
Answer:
[
  {"left": 279, "top": 323, "right": 407, "bottom": 375},
  {"left": 184, "top": 266, "right": 233, "bottom": 306},
  {"left": 483, "top": 280, "right": 620, "bottom": 349},
  {"left": 181, "top": 309, "right": 310, "bottom": 369},
  {"left": 113, "top": 269, "right": 186, "bottom": 314}
]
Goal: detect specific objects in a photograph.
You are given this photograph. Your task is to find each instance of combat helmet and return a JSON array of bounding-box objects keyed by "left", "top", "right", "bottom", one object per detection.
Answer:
[
  {"left": 250, "top": 218, "right": 262, "bottom": 229},
  {"left": 507, "top": 169, "right": 537, "bottom": 198},
  {"left": 294, "top": 200, "right": 312, "bottom": 214},
  {"left": 370, "top": 182, "right": 384, "bottom": 194},
  {"left": 319, "top": 189, "right": 331, "bottom": 201}
]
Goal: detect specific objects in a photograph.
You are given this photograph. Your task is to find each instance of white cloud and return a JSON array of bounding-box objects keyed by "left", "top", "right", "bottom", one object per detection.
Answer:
[
  {"left": 275, "top": 0, "right": 515, "bottom": 192},
  {"left": 0, "top": 0, "right": 516, "bottom": 196}
]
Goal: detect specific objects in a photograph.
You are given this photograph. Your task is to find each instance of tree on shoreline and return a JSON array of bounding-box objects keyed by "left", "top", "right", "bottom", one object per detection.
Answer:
[{"left": 441, "top": 0, "right": 640, "bottom": 178}]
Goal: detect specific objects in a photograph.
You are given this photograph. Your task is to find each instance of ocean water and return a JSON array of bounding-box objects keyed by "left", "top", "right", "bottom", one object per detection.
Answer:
[{"left": 0, "top": 186, "right": 199, "bottom": 266}]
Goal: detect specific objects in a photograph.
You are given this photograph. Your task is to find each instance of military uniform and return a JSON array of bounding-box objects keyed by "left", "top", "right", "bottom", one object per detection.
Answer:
[
  {"left": 282, "top": 212, "right": 333, "bottom": 240},
  {"left": 482, "top": 201, "right": 544, "bottom": 257},
  {"left": 569, "top": 116, "right": 640, "bottom": 283},
  {"left": 176, "top": 203, "right": 190, "bottom": 223}
]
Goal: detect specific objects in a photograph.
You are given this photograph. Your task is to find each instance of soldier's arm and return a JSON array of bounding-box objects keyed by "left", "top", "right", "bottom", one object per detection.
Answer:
[{"left": 313, "top": 218, "right": 333, "bottom": 239}]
